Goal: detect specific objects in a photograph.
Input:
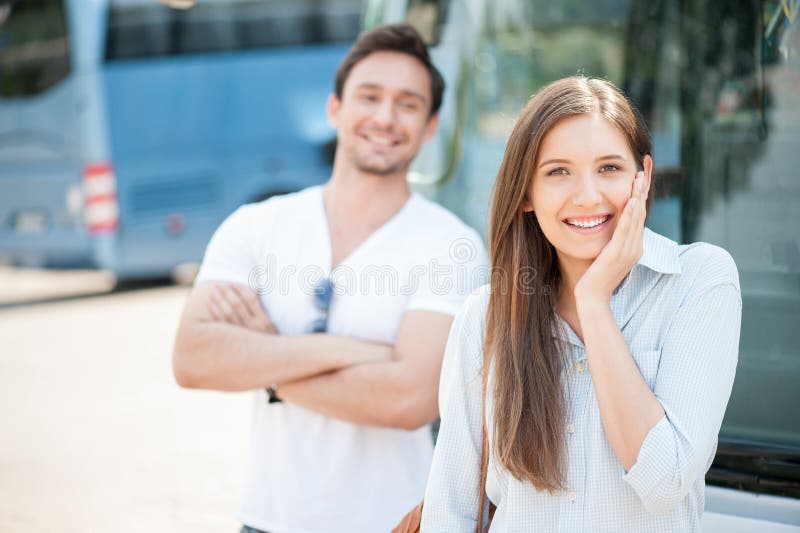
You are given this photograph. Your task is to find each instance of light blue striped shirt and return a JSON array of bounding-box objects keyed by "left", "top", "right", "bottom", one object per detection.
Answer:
[{"left": 422, "top": 228, "right": 742, "bottom": 532}]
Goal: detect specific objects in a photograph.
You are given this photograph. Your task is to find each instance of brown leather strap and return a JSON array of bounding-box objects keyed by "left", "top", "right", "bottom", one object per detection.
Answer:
[{"left": 476, "top": 352, "right": 491, "bottom": 533}]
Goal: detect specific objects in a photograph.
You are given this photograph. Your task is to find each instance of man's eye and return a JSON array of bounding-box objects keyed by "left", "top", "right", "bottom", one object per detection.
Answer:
[
  {"left": 400, "top": 101, "right": 420, "bottom": 111},
  {"left": 360, "top": 94, "right": 379, "bottom": 102}
]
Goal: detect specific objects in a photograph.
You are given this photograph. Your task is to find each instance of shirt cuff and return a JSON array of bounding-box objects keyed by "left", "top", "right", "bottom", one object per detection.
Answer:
[{"left": 622, "top": 415, "right": 675, "bottom": 502}]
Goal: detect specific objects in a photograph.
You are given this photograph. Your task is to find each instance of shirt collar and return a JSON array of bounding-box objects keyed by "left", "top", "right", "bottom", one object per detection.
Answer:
[
  {"left": 557, "top": 228, "right": 681, "bottom": 352},
  {"left": 637, "top": 227, "right": 682, "bottom": 275}
]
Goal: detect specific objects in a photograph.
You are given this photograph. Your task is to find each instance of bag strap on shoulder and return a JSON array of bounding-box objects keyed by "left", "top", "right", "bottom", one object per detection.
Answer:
[{"left": 476, "top": 351, "right": 495, "bottom": 533}]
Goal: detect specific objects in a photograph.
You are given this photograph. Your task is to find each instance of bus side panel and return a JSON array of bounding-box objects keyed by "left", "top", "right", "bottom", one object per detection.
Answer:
[
  {"left": 0, "top": 77, "right": 93, "bottom": 268},
  {"left": 101, "top": 45, "right": 347, "bottom": 278}
]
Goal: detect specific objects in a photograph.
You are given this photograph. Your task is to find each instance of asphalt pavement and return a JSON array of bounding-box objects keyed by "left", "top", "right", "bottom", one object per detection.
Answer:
[{"left": 0, "top": 269, "right": 250, "bottom": 533}]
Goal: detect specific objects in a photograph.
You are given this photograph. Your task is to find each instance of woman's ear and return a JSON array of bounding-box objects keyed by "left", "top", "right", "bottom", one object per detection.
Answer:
[
  {"left": 522, "top": 195, "right": 534, "bottom": 212},
  {"left": 643, "top": 154, "right": 654, "bottom": 189}
]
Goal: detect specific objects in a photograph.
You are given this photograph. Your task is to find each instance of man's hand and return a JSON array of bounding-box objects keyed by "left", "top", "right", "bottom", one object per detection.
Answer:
[
  {"left": 174, "top": 280, "right": 394, "bottom": 391},
  {"left": 205, "top": 281, "right": 391, "bottom": 366},
  {"left": 276, "top": 310, "right": 453, "bottom": 429},
  {"left": 207, "top": 281, "right": 277, "bottom": 333}
]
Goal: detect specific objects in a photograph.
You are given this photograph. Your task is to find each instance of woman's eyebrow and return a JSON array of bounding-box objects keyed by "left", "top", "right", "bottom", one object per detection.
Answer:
[
  {"left": 538, "top": 154, "right": 627, "bottom": 169},
  {"left": 538, "top": 158, "right": 571, "bottom": 168}
]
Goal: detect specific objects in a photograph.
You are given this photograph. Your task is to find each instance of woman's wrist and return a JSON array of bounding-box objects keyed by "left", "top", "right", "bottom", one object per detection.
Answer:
[
  {"left": 575, "top": 292, "right": 612, "bottom": 319},
  {"left": 574, "top": 283, "right": 611, "bottom": 309}
]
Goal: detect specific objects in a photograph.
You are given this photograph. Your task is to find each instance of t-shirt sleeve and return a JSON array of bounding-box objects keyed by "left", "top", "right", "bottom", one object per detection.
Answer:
[
  {"left": 405, "top": 229, "right": 490, "bottom": 316},
  {"left": 195, "top": 204, "right": 262, "bottom": 286}
]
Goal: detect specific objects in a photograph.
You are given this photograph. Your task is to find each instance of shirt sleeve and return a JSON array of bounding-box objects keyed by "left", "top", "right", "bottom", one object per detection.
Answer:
[
  {"left": 405, "top": 230, "right": 489, "bottom": 316},
  {"left": 195, "top": 204, "right": 262, "bottom": 286},
  {"left": 623, "top": 251, "right": 742, "bottom": 514},
  {"left": 421, "top": 289, "right": 488, "bottom": 531}
]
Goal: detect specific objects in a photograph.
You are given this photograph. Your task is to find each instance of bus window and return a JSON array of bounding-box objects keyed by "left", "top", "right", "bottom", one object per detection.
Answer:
[
  {"left": 473, "top": 0, "right": 634, "bottom": 140},
  {"left": 0, "top": 0, "right": 71, "bottom": 98},
  {"left": 680, "top": 1, "right": 800, "bottom": 496},
  {"left": 405, "top": 0, "right": 450, "bottom": 45},
  {"left": 104, "top": 0, "right": 361, "bottom": 61}
]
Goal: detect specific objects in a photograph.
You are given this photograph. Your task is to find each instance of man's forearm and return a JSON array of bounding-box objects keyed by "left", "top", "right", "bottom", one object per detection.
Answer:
[
  {"left": 173, "top": 320, "right": 389, "bottom": 392},
  {"left": 276, "top": 310, "right": 452, "bottom": 430},
  {"left": 278, "top": 360, "right": 437, "bottom": 430}
]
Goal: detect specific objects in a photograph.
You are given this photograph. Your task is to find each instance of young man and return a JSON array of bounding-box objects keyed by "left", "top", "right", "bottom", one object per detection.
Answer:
[{"left": 172, "top": 24, "right": 487, "bottom": 533}]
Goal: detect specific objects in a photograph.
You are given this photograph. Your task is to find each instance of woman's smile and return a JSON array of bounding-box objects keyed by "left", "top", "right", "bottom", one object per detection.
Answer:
[{"left": 563, "top": 214, "right": 614, "bottom": 233}]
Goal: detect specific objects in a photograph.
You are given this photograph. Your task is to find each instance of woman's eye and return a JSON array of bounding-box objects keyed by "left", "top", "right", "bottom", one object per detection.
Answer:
[
  {"left": 360, "top": 94, "right": 379, "bottom": 102},
  {"left": 599, "top": 164, "right": 621, "bottom": 173},
  {"left": 546, "top": 167, "right": 568, "bottom": 176}
]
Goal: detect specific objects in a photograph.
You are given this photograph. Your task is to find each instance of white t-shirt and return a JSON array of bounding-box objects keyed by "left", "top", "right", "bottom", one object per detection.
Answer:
[{"left": 196, "top": 185, "right": 488, "bottom": 533}]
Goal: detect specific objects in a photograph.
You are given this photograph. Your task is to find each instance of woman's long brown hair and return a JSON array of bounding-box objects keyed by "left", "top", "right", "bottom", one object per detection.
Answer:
[{"left": 485, "top": 76, "right": 652, "bottom": 491}]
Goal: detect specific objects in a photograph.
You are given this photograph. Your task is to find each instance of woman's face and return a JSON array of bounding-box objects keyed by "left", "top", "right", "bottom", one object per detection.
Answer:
[{"left": 524, "top": 113, "right": 651, "bottom": 266}]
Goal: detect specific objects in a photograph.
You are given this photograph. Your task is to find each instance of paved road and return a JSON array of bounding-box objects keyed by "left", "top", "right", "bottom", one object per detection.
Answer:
[{"left": 0, "top": 272, "right": 250, "bottom": 533}]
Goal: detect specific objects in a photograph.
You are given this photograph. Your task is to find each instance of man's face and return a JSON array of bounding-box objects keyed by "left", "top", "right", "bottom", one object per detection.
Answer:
[{"left": 327, "top": 51, "right": 439, "bottom": 177}]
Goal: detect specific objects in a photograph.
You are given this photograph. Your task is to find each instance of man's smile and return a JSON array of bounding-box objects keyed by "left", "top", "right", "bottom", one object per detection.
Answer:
[{"left": 359, "top": 130, "right": 402, "bottom": 148}]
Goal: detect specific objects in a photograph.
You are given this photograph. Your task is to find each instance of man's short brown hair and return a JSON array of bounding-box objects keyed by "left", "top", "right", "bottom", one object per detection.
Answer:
[{"left": 334, "top": 23, "right": 445, "bottom": 117}]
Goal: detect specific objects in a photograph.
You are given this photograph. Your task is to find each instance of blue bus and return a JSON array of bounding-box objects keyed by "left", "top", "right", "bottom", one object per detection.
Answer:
[
  {"left": 371, "top": 0, "right": 800, "bottom": 530},
  {"left": 0, "top": 0, "right": 360, "bottom": 279}
]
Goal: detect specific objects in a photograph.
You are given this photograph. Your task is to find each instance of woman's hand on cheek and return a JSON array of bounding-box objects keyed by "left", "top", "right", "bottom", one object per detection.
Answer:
[{"left": 574, "top": 171, "right": 649, "bottom": 306}]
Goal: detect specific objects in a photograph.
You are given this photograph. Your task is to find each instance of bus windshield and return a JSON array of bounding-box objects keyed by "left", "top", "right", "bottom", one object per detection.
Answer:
[{"left": 0, "top": 0, "right": 71, "bottom": 98}]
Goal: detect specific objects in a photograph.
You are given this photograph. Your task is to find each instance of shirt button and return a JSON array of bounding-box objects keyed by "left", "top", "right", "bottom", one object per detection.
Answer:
[
  {"left": 566, "top": 423, "right": 575, "bottom": 434},
  {"left": 576, "top": 361, "right": 586, "bottom": 373},
  {"left": 568, "top": 490, "right": 577, "bottom": 501}
]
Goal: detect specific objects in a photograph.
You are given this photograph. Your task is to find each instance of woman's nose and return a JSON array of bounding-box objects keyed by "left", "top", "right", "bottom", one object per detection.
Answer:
[{"left": 571, "top": 174, "right": 604, "bottom": 206}]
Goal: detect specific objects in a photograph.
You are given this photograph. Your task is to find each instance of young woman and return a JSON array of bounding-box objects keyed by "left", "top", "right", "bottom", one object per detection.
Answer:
[{"left": 421, "top": 77, "right": 741, "bottom": 531}]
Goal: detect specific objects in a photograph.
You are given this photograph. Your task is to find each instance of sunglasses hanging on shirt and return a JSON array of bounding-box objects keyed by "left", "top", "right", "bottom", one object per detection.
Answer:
[{"left": 266, "top": 277, "right": 335, "bottom": 404}]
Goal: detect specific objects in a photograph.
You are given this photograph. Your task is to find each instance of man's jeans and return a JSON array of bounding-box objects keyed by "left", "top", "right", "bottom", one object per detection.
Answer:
[{"left": 240, "top": 526, "right": 269, "bottom": 533}]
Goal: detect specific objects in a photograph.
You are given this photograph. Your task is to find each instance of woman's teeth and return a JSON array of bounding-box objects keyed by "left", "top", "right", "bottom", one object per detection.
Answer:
[{"left": 565, "top": 216, "right": 610, "bottom": 228}]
